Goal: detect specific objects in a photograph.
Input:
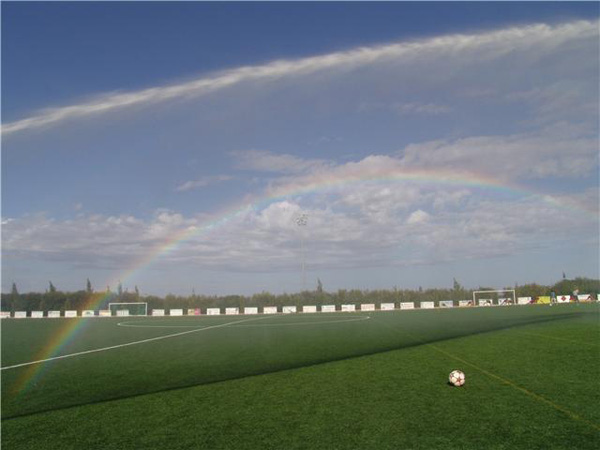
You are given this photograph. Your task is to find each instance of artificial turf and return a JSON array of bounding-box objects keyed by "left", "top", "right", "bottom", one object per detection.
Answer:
[{"left": 1, "top": 304, "right": 599, "bottom": 449}]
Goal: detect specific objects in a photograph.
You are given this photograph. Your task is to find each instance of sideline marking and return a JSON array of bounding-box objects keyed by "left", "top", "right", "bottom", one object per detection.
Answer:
[
  {"left": 0, "top": 316, "right": 273, "bottom": 371},
  {"left": 427, "top": 343, "right": 600, "bottom": 432},
  {"left": 117, "top": 315, "right": 371, "bottom": 329}
]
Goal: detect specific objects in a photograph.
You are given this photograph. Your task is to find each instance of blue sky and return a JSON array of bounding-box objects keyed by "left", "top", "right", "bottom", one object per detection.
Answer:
[{"left": 2, "top": 2, "right": 599, "bottom": 296}]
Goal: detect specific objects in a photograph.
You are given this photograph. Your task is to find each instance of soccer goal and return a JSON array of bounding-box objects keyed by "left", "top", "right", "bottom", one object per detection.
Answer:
[
  {"left": 108, "top": 302, "right": 148, "bottom": 317},
  {"left": 472, "top": 290, "right": 516, "bottom": 307}
]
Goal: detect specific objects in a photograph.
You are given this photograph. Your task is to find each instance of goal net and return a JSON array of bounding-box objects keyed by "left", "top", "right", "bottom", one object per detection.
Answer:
[
  {"left": 108, "top": 302, "right": 148, "bottom": 317},
  {"left": 472, "top": 290, "right": 516, "bottom": 307}
]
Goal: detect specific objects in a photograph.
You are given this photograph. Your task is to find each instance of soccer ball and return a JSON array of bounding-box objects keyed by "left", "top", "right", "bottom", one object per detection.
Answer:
[{"left": 449, "top": 370, "right": 465, "bottom": 387}]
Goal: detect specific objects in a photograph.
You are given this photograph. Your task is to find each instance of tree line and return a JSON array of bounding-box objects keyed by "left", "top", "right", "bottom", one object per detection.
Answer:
[{"left": 1, "top": 277, "right": 598, "bottom": 313}]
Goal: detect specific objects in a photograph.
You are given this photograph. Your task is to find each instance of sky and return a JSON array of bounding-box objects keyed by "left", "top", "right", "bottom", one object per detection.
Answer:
[{"left": 2, "top": 2, "right": 599, "bottom": 296}]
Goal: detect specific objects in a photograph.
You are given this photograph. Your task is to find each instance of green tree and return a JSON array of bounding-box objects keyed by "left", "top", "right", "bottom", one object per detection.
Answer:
[
  {"left": 86, "top": 278, "right": 93, "bottom": 293},
  {"left": 516, "top": 283, "right": 547, "bottom": 299},
  {"left": 552, "top": 277, "right": 600, "bottom": 297},
  {"left": 453, "top": 278, "right": 462, "bottom": 291},
  {"left": 49, "top": 281, "right": 57, "bottom": 293},
  {"left": 317, "top": 278, "right": 323, "bottom": 293},
  {"left": 8, "top": 282, "right": 19, "bottom": 313}
]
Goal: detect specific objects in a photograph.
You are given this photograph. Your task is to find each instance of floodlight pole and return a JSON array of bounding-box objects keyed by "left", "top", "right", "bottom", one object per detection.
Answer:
[{"left": 295, "top": 214, "right": 308, "bottom": 292}]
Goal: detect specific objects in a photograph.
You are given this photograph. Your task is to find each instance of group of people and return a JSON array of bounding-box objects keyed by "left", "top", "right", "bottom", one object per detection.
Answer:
[{"left": 549, "top": 289, "right": 580, "bottom": 304}]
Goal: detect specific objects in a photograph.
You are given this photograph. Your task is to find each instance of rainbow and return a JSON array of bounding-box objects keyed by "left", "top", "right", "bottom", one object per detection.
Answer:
[{"left": 10, "top": 167, "right": 598, "bottom": 393}]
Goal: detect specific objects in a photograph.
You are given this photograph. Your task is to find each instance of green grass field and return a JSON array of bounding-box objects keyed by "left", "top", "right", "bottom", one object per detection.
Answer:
[{"left": 2, "top": 304, "right": 599, "bottom": 449}]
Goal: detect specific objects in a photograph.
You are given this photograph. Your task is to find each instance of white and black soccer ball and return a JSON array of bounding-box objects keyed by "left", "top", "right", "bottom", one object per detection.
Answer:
[{"left": 449, "top": 370, "right": 465, "bottom": 387}]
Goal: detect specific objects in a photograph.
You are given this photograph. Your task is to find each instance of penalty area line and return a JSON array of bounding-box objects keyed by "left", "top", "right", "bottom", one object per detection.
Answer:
[
  {"left": 427, "top": 343, "right": 600, "bottom": 432},
  {"left": 0, "top": 315, "right": 274, "bottom": 371}
]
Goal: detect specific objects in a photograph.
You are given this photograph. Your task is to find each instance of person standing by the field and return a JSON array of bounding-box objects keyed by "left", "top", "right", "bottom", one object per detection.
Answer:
[{"left": 550, "top": 290, "right": 557, "bottom": 305}]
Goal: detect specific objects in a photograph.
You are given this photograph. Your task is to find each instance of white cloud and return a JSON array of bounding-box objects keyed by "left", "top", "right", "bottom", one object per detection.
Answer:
[
  {"left": 394, "top": 102, "right": 452, "bottom": 115},
  {"left": 3, "top": 181, "right": 597, "bottom": 276},
  {"left": 176, "top": 175, "right": 233, "bottom": 192},
  {"left": 506, "top": 82, "right": 598, "bottom": 125},
  {"left": 231, "top": 149, "right": 329, "bottom": 174},
  {"left": 399, "top": 127, "right": 598, "bottom": 179},
  {"left": 2, "top": 19, "right": 597, "bottom": 136},
  {"left": 264, "top": 154, "right": 400, "bottom": 198},
  {"left": 359, "top": 101, "right": 452, "bottom": 115},
  {"left": 406, "top": 210, "right": 431, "bottom": 225},
  {"left": 258, "top": 123, "right": 598, "bottom": 206}
]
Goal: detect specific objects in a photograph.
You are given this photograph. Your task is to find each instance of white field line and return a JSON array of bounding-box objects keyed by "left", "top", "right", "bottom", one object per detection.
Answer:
[
  {"left": 0, "top": 316, "right": 273, "bottom": 371},
  {"left": 117, "top": 322, "right": 208, "bottom": 328},
  {"left": 117, "top": 315, "right": 371, "bottom": 329},
  {"left": 230, "top": 316, "right": 371, "bottom": 327}
]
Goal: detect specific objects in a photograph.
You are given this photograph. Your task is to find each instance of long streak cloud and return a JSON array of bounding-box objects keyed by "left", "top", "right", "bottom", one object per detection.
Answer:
[{"left": 2, "top": 20, "right": 597, "bottom": 136}]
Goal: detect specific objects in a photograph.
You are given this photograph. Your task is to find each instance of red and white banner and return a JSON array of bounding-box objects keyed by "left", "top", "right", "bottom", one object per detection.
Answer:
[
  {"left": 517, "top": 297, "right": 532, "bottom": 305},
  {"left": 380, "top": 303, "right": 395, "bottom": 311},
  {"left": 400, "top": 302, "right": 414, "bottom": 310},
  {"left": 439, "top": 301, "right": 454, "bottom": 308},
  {"left": 361, "top": 304, "right": 375, "bottom": 311},
  {"left": 556, "top": 295, "right": 571, "bottom": 303},
  {"left": 263, "top": 306, "right": 277, "bottom": 314},
  {"left": 152, "top": 309, "right": 165, "bottom": 316},
  {"left": 225, "top": 307, "right": 239, "bottom": 315},
  {"left": 0, "top": 311, "right": 11, "bottom": 319},
  {"left": 303, "top": 305, "right": 317, "bottom": 313},
  {"left": 14, "top": 311, "right": 27, "bottom": 318},
  {"left": 48, "top": 311, "right": 61, "bottom": 318},
  {"left": 65, "top": 310, "right": 78, "bottom": 318},
  {"left": 31, "top": 311, "right": 44, "bottom": 318},
  {"left": 578, "top": 294, "right": 594, "bottom": 302},
  {"left": 478, "top": 299, "right": 493, "bottom": 307},
  {"left": 420, "top": 302, "right": 435, "bottom": 309},
  {"left": 282, "top": 306, "right": 297, "bottom": 314},
  {"left": 82, "top": 310, "right": 95, "bottom": 317},
  {"left": 170, "top": 309, "right": 184, "bottom": 316},
  {"left": 341, "top": 304, "right": 356, "bottom": 312},
  {"left": 459, "top": 300, "right": 473, "bottom": 307},
  {"left": 207, "top": 308, "right": 221, "bottom": 315},
  {"left": 321, "top": 305, "right": 336, "bottom": 313},
  {"left": 244, "top": 307, "right": 258, "bottom": 315}
]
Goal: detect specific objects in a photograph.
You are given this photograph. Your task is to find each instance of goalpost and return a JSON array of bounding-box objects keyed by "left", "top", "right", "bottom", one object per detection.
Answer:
[
  {"left": 108, "top": 302, "right": 148, "bottom": 317},
  {"left": 472, "top": 290, "right": 516, "bottom": 307}
]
